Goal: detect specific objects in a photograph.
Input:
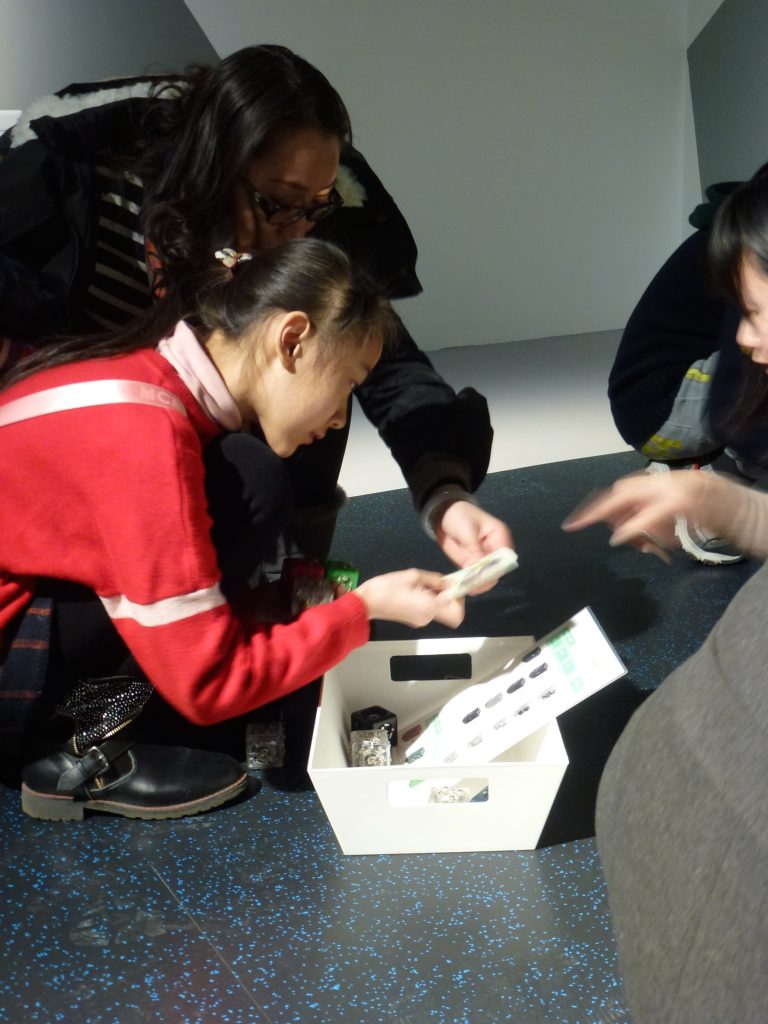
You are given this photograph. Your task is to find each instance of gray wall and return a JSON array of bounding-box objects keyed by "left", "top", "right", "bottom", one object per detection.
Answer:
[
  {"left": 687, "top": 0, "right": 726, "bottom": 40},
  {"left": 1, "top": 0, "right": 710, "bottom": 351},
  {"left": 688, "top": 0, "right": 768, "bottom": 189},
  {"left": 186, "top": 0, "right": 696, "bottom": 351},
  {"left": 0, "top": 0, "right": 217, "bottom": 109}
]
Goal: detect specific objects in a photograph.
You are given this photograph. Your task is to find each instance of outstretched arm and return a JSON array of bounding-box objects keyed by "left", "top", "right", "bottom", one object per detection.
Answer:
[
  {"left": 563, "top": 469, "right": 768, "bottom": 560},
  {"left": 317, "top": 146, "right": 504, "bottom": 562}
]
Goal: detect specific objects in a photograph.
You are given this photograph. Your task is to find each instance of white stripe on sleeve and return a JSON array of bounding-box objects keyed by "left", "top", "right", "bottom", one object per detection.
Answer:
[{"left": 100, "top": 583, "right": 226, "bottom": 626}]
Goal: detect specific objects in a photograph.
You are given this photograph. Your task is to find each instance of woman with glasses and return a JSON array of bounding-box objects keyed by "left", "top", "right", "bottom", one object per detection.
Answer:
[
  {"left": 0, "top": 44, "right": 508, "bottom": 557},
  {"left": 0, "top": 45, "right": 510, "bottom": 780}
]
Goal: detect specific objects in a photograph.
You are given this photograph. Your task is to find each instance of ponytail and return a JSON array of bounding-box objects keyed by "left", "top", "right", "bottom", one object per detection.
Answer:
[{"left": 2, "top": 239, "right": 396, "bottom": 391}]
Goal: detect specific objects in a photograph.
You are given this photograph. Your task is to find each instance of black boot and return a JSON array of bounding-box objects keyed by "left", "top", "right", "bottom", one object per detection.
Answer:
[
  {"left": 21, "top": 738, "right": 249, "bottom": 821},
  {"left": 20, "top": 676, "right": 249, "bottom": 821}
]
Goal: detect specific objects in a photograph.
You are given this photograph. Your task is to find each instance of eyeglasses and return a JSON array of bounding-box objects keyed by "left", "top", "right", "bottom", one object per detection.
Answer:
[{"left": 246, "top": 185, "right": 344, "bottom": 226}]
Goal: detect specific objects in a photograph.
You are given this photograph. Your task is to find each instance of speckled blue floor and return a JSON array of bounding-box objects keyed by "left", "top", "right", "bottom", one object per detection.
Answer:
[
  {"left": 0, "top": 780, "right": 629, "bottom": 1024},
  {"left": 0, "top": 452, "right": 757, "bottom": 1023}
]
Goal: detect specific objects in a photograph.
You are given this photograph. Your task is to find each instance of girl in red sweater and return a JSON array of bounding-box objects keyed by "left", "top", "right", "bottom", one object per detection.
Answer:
[{"left": 0, "top": 238, "right": 464, "bottom": 820}]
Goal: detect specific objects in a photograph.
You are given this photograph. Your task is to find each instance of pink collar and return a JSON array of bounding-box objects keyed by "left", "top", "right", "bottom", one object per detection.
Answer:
[{"left": 157, "top": 321, "right": 242, "bottom": 431}]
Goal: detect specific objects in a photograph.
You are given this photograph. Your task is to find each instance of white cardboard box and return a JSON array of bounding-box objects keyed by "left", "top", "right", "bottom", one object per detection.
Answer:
[{"left": 308, "top": 635, "right": 568, "bottom": 856}]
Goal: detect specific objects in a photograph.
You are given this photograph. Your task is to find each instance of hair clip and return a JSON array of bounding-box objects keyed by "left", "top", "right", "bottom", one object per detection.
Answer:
[{"left": 214, "top": 248, "right": 254, "bottom": 270}]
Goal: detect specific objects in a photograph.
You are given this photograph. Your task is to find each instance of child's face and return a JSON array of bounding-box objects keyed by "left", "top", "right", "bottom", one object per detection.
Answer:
[
  {"left": 260, "top": 329, "right": 383, "bottom": 458},
  {"left": 737, "top": 253, "right": 768, "bottom": 368}
]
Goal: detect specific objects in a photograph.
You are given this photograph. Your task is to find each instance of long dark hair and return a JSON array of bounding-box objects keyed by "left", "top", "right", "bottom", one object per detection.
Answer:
[
  {"left": 133, "top": 45, "right": 351, "bottom": 290},
  {"left": 2, "top": 240, "right": 395, "bottom": 391},
  {"left": 708, "top": 162, "right": 768, "bottom": 440}
]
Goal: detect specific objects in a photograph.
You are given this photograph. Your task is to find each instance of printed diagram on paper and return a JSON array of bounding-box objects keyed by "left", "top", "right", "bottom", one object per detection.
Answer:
[{"left": 396, "top": 607, "right": 626, "bottom": 769}]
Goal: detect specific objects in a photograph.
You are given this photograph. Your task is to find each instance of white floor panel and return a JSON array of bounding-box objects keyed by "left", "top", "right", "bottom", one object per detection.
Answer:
[{"left": 339, "top": 329, "right": 631, "bottom": 497}]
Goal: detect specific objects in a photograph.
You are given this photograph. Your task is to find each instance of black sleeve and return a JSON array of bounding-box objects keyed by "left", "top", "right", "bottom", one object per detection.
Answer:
[
  {"left": 0, "top": 133, "right": 72, "bottom": 338},
  {"left": 316, "top": 146, "right": 493, "bottom": 507},
  {"left": 607, "top": 229, "right": 730, "bottom": 448},
  {"left": 355, "top": 313, "right": 493, "bottom": 509},
  {"left": 312, "top": 144, "right": 422, "bottom": 299}
]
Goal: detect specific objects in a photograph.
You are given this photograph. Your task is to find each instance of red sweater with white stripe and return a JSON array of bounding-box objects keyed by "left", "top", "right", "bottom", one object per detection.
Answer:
[{"left": 0, "top": 334, "right": 370, "bottom": 724}]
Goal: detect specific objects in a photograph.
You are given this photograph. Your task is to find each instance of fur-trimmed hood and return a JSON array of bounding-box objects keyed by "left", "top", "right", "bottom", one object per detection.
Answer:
[{"left": 9, "top": 79, "right": 158, "bottom": 150}]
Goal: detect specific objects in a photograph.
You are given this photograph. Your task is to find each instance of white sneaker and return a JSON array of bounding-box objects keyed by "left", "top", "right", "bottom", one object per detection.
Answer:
[{"left": 645, "top": 462, "right": 744, "bottom": 565}]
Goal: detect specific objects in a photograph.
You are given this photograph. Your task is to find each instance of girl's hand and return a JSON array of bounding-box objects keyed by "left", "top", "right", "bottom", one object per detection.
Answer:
[
  {"left": 356, "top": 569, "right": 465, "bottom": 628},
  {"left": 435, "top": 502, "right": 514, "bottom": 591},
  {"left": 562, "top": 469, "right": 711, "bottom": 557}
]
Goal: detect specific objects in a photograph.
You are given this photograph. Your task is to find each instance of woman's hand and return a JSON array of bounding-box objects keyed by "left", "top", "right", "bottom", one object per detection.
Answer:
[
  {"left": 435, "top": 501, "right": 514, "bottom": 589},
  {"left": 562, "top": 469, "right": 712, "bottom": 558},
  {"left": 355, "top": 569, "right": 465, "bottom": 628}
]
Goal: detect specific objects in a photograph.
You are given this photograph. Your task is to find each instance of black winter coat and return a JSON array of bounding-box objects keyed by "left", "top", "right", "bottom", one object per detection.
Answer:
[{"left": 0, "top": 79, "right": 493, "bottom": 509}]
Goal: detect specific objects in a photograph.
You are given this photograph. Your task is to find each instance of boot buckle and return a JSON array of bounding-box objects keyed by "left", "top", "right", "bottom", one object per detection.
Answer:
[{"left": 57, "top": 746, "right": 111, "bottom": 793}]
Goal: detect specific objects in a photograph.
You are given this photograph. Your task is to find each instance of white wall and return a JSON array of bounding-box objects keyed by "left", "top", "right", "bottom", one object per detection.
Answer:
[
  {"left": 187, "top": 0, "right": 694, "bottom": 351},
  {"left": 686, "top": 0, "right": 726, "bottom": 41},
  {"left": 688, "top": 0, "right": 768, "bottom": 188},
  {"left": 0, "top": 0, "right": 705, "bottom": 352},
  {"left": 681, "top": 1, "right": 724, "bottom": 218},
  {"left": 0, "top": 0, "right": 216, "bottom": 109}
]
